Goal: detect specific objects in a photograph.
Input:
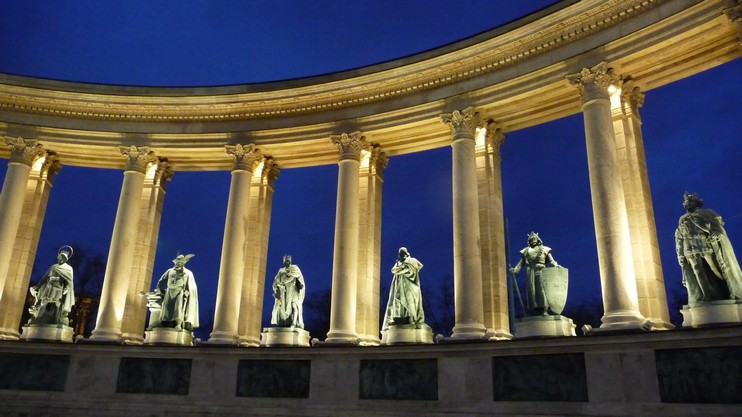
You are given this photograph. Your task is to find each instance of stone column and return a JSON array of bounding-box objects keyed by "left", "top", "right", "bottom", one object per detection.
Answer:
[
  {"left": 0, "top": 137, "right": 45, "bottom": 305},
  {"left": 121, "top": 159, "right": 173, "bottom": 344},
  {"left": 476, "top": 122, "right": 511, "bottom": 340},
  {"left": 566, "top": 62, "right": 648, "bottom": 331},
  {"left": 0, "top": 150, "right": 61, "bottom": 340},
  {"left": 325, "top": 132, "right": 367, "bottom": 344},
  {"left": 441, "top": 108, "right": 487, "bottom": 340},
  {"left": 356, "top": 144, "right": 387, "bottom": 346},
  {"left": 90, "top": 146, "right": 157, "bottom": 342},
  {"left": 238, "top": 157, "right": 279, "bottom": 347},
  {"left": 611, "top": 83, "right": 672, "bottom": 330},
  {"left": 209, "top": 144, "right": 262, "bottom": 345}
]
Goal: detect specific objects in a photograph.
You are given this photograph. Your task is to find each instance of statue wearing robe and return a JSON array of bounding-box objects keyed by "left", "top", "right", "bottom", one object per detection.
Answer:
[
  {"left": 271, "top": 255, "right": 305, "bottom": 328},
  {"left": 383, "top": 247, "right": 424, "bottom": 329},
  {"left": 28, "top": 248, "right": 75, "bottom": 326},
  {"left": 154, "top": 254, "right": 199, "bottom": 331}
]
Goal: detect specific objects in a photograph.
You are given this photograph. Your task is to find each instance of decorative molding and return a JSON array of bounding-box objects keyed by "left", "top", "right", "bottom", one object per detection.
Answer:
[
  {"left": 441, "top": 107, "right": 480, "bottom": 141},
  {"left": 3, "top": 136, "right": 44, "bottom": 166},
  {"left": 566, "top": 62, "right": 622, "bottom": 103},
  {"left": 368, "top": 144, "right": 389, "bottom": 178},
  {"left": 621, "top": 84, "right": 645, "bottom": 114},
  {"left": 331, "top": 132, "right": 368, "bottom": 162},
  {"left": 0, "top": 0, "right": 667, "bottom": 123},
  {"left": 486, "top": 121, "right": 506, "bottom": 154},
  {"left": 261, "top": 157, "right": 281, "bottom": 187},
  {"left": 120, "top": 145, "right": 157, "bottom": 174},
  {"left": 38, "top": 151, "right": 63, "bottom": 183},
  {"left": 226, "top": 143, "right": 262, "bottom": 172}
]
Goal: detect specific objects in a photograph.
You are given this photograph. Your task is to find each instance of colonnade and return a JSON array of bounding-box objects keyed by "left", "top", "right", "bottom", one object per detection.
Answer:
[{"left": 0, "top": 62, "right": 673, "bottom": 344}]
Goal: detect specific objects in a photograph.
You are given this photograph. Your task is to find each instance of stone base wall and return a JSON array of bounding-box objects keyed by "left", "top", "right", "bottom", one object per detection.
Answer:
[{"left": 0, "top": 327, "right": 741, "bottom": 416}]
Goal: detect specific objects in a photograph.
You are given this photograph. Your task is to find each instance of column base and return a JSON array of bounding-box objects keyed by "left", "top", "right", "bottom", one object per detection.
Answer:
[
  {"left": 357, "top": 334, "right": 381, "bottom": 346},
  {"left": 486, "top": 328, "right": 513, "bottom": 341},
  {"left": 238, "top": 335, "right": 260, "bottom": 348},
  {"left": 88, "top": 327, "right": 123, "bottom": 343},
  {"left": 585, "top": 309, "right": 653, "bottom": 334},
  {"left": 260, "top": 327, "right": 311, "bottom": 347},
  {"left": 0, "top": 327, "right": 21, "bottom": 341},
  {"left": 681, "top": 299, "right": 742, "bottom": 328},
  {"left": 381, "top": 324, "right": 433, "bottom": 345},
  {"left": 121, "top": 333, "right": 144, "bottom": 345},
  {"left": 144, "top": 328, "right": 194, "bottom": 346},
  {"left": 206, "top": 331, "right": 240, "bottom": 346},
  {"left": 514, "top": 315, "right": 576, "bottom": 338},
  {"left": 318, "top": 330, "right": 359, "bottom": 346},
  {"left": 20, "top": 324, "right": 74, "bottom": 343},
  {"left": 450, "top": 322, "right": 487, "bottom": 340}
]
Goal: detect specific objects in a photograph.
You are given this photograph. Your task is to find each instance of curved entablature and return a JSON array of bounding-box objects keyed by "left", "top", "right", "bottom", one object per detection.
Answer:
[{"left": 0, "top": 0, "right": 740, "bottom": 170}]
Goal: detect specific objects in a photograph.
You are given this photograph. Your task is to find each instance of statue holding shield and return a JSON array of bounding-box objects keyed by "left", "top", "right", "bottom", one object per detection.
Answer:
[{"left": 510, "top": 232, "right": 568, "bottom": 316}]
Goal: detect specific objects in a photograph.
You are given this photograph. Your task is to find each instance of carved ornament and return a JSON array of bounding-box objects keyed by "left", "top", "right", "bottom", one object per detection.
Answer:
[
  {"left": 441, "top": 107, "right": 480, "bottom": 140},
  {"left": 226, "top": 143, "right": 263, "bottom": 172},
  {"left": 566, "top": 62, "right": 622, "bottom": 103},
  {"left": 120, "top": 145, "right": 158, "bottom": 174},
  {"left": 331, "top": 132, "right": 368, "bottom": 161},
  {"left": 3, "top": 136, "right": 45, "bottom": 166}
]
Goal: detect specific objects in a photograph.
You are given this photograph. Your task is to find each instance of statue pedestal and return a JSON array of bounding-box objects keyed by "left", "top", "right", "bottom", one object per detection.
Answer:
[
  {"left": 144, "top": 328, "right": 194, "bottom": 346},
  {"left": 681, "top": 299, "right": 742, "bottom": 328},
  {"left": 381, "top": 324, "right": 433, "bottom": 345},
  {"left": 260, "top": 327, "right": 311, "bottom": 347},
  {"left": 514, "top": 315, "right": 576, "bottom": 338},
  {"left": 20, "top": 324, "right": 74, "bottom": 343}
]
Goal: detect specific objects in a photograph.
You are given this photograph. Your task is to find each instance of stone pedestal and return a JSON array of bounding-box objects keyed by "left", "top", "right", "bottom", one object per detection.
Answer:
[
  {"left": 514, "top": 315, "right": 576, "bottom": 338},
  {"left": 144, "top": 328, "right": 194, "bottom": 346},
  {"left": 20, "top": 324, "right": 74, "bottom": 343},
  {"left": 381, "top": 324, "right": 433, "bottom": 345},
  {"left": 681, "top": 300, "right": 742, "bottom": 328},
  {"left": 260, "top": 327, "right": 311, "bottom": 347}
]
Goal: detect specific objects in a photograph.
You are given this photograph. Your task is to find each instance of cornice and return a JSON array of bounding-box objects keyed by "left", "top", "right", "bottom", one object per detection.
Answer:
[{"left": 0, "top": 0, "right": 668, "bottom": 125}]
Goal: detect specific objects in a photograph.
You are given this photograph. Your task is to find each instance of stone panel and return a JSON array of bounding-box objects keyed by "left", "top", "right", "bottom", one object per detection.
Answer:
[
  {"left": 116, "top": 357, "right": 191, "bottom": 395},
  {"left": 236, "top": 359, "right": 310, "bottom": 398},
  {"left": 0, "top": 353, "right": 69, "bottom": 391},
  {"left": 492, "top": 353, "right": 588, "bottom": 401},
  {"left": 359, "top": 358, "right": 437, "bottom": 400},
  {"left": 656, "top": 346, "right": 742, "bottom": 404}
]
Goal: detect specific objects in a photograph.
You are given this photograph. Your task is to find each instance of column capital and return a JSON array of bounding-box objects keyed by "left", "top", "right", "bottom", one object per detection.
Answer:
[
  {"left": 260, "top": 157, "right": 281, "bottom": 187},
  {"left": 35, "top": 151, "right": 63, "bottom": 184},
  {"left": 485, "top": 120, "right": 506, "bottom": 152},
  {"left": 331, "top": 131, "right": 368, "bottom": 161},
  {"left": 566, "top": 62, "right": 621, "bottom": 103},
  {"left": 148, "top": 158, "right": 174, "bottom": 189},
  {"left": 3, "top": 136, "right": 45, "bottom": 167},
  {"left": 369, "top": 144, "right": 389, "bottom": 177},
  {"left": 621, "top": 84, "right": 645, "bottom": 115},
  {"left": 441, "top": 107, "right": 481, "bottom": 141},
  {"left": 226, "top": 144, "right": 263, "bottom": 172},
  {"left": 119, "top": 146, "right": 157, "bottom": 174}
]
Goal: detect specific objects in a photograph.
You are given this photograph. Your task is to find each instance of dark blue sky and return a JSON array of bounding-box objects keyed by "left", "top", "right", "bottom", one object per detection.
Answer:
[{"left": 1, "top": 1, "right": 740, "bottom": 333}]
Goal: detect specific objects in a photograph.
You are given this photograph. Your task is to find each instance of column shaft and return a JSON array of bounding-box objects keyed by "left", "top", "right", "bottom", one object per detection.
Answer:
[
  {"left": 567, "top": 63, "right": 647, "bottom": 331},
  {"left": 238, "top": 158, "right": 278, "bottom": 347},
  {"left": 442, "top": 108, "right": 487, "bottom": 340},
  {"left": 476, "top": 125, "right": 511, "bottom": 340},
  {"left": 90, "top": 146, "right": 156, "bottom": 341},
  {"left": 121, "top": 160, "right": 172, "bottom": 344},
  {"left": 355, "top": 145, "right": 386, "bottom": 346},
  {"left": 325, "top": 132, "right": 367, "bottom": 344},
  {"left": 209, "top": 144, "right": 261, "bottom": 345},
  {"left": 612, "top": 86, "right": 672, "bottom": 329},
  {"left": 0, "top": 138, "right": 44, "bottom": 305},
  {"left": 0, "top": 152, "right": 59, "bottom": 339}
]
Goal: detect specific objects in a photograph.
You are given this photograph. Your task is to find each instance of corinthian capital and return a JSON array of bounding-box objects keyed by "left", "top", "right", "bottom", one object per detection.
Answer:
[
  {"left": 120, "top": 145, "right": 157, "bottom": 173},
  {"left": 260, "top": 157, "right": 281, "bottom": 187},
  {"left": 146, "top": 158, "right": 174, "bottom": 189},
  {"left": 36, "top": 151, "right": 63, "bottom": 183},
  {"left": 226, "top": 143, "right": 263, "bottom": 172},
  {"left": 621, "top": 85, "right": 645, "bottom": 114},
  {"left": 485, "top": 121, "right": 506, "bottom": 152},
  {"left": 331, "top": 131, "right": 368, "bottom": 161},
  {"left": 368, "top": 144, "right": 389, "bottom": 178},
  {"left": 566, "top": 62, "right": 621, "bottom": 103},
  {"left": 441, "top": 107, "right": 480, "bottom": 141},
  {"left": 3, "top": 136, "right": 45, "bottom": 166}
]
